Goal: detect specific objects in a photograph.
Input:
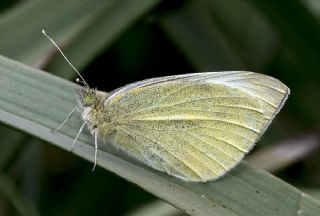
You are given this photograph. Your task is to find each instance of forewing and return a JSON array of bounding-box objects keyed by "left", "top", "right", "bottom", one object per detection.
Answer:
[{"left": 106, "top": 71, "right": 289, "bottom": 182}]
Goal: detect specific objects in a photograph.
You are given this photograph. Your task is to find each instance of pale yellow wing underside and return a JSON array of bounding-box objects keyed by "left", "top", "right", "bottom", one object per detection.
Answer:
[{"left": 104, "top": 71, "right": 289, "bottom": 182}]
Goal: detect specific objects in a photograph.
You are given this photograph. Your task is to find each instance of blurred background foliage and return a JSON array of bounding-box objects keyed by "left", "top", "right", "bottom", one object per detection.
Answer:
[{"left": 0, "top": 0, "right": 320, "bottom": 215}]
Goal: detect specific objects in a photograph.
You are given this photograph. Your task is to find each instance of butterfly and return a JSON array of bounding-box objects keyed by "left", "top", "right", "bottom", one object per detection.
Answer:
[{"left": 43, "top": 30, "right": 289, "bottom": 182}]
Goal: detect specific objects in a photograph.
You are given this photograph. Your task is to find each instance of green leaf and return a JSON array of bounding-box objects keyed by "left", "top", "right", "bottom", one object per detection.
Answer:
[
  {"left": 160, "top": 0, "right": 278, "bottom": 71},
  {"left": 0, "top": 0, "right": 110, "bottom": 65},
  {"left": 1, "top": 55, "right": 320, "bottom": 215},
  {"left": 0, "top": 0, "right": 159, "bottom": 72},
  {"left": 247, "top": 133, "right": 320, "bottom": 172},
  {"left": 206, "top": 0, "right": 278, "bottom": 69},
  {"left": 160, "top": 1, "right": 243, "bottom": 71},
  {"left": 46, "top": 0, "right": 160, "bottom": 76}
]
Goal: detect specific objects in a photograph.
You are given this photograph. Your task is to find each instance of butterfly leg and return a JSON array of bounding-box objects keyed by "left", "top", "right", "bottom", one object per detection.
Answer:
[
  {"left": 53, "top": 107, "right": 77, "bottom": 132},
  {"left": 92, "top": 129, "right": 98, "bottom": 171},
  {"left": 75, "top": 107, "right": 86, "bottom": 119},
  {"left": 71, "top": 121, "right": 87, "bottom": 150}
]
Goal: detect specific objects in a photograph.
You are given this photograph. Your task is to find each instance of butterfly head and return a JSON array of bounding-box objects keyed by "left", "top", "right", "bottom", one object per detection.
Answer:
[{"left": 76, "top": 87, "right": 100, "bottom": 108}]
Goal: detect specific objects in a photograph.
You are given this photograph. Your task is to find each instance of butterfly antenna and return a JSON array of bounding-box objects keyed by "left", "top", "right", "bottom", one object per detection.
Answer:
[{"left": 42, "top": 29, "right": 89, "bottom": 88}]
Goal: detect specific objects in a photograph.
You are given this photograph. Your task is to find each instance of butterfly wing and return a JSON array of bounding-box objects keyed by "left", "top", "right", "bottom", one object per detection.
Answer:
[{"left": 105, "top": 71, "right": 289, "bottom": 182}]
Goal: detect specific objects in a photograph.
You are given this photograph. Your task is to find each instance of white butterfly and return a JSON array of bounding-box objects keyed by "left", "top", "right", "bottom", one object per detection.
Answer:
[{"left": 43, "top": 30, "right": 289, "bottom": 182}]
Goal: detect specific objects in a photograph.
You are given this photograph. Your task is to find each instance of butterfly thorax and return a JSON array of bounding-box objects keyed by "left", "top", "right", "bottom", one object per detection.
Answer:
[{"left": 76, "top": 87, "right": 114, "bottom": 137}]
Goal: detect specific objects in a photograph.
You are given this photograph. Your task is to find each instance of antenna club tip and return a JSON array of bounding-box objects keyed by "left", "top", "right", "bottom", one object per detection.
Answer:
[
  {"left": 76, "top": 78, "right": 80, "bottom": 83},
  {"left": 42, "top": 29, "right": 46, "bottom": 34}
]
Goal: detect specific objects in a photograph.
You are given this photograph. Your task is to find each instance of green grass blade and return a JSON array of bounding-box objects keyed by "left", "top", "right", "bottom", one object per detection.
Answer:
[
  {"left": 160, "top": 0, "right": 278, "bottom": 71},
  {"left": 1, "top": 55, "right": 320, "bottom": 215},
  {"left": 247, "top": 133, "right": 320, "bottom": 172},
  {"left": 160, "top": 1, "right": 242, "bottom": 71},
  {"left": 46, "top": 0, "right": 160, "bottom": 76},
  {"left": 0, "top": 0, "right": 133, "bottom": 67}
]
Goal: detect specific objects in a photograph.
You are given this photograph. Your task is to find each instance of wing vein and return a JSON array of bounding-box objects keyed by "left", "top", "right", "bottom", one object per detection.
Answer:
[
  {"left": 191, "top": 126, "right": 255, "bottom": 144},
  {"left": 129, "top": 119, "right": 260, "bottom": 134},
  {"left": 186, "top": 131, "right": 240, "bottom": 161},
  {"left": 118, "top": 96, "right": 263, "bottom": 120},
  {"left": 232, "top": 85, "right": 279, "bottom": 108},
  {"left": 197, "top": 132, "right": 247, "bottom": 154},
  {"left": 226, "top": 77, "right": 287, "bottom": 93},
  {"left": 116, "top": 83, "right": 195, "bottom": 119},
  {"left": 119, "top": 128, "right": 185, "bottom": 176},
  {"left": 122, "top": 127, "right": 202, "bottom": 179},
  {"left": 182, "top": 132, "right": 228, "bottom": 171},
  {"left": 168, "top": 108, "right": 268, "bottom": 123},
  {"left": 172, "top": 135, "right": 220, "bottom": 176},
  {"left": 118, "top": 119, "right": 260, "bottom": 139}
]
